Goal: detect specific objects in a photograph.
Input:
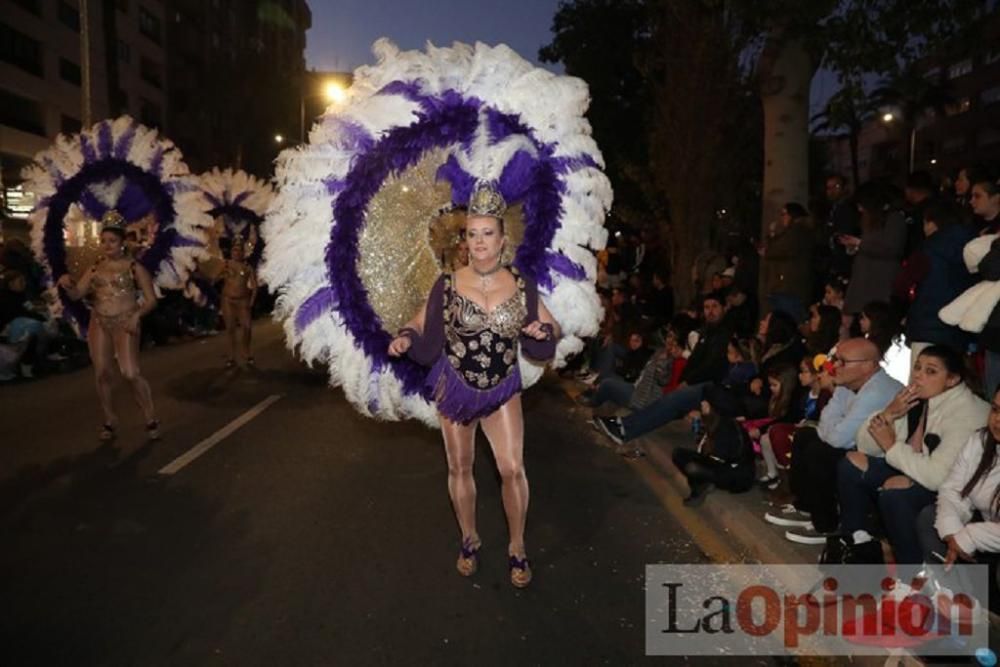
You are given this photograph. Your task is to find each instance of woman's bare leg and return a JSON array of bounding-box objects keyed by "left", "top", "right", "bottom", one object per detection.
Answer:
[
  {"left": 87, "top": 318, "right": 117, "bottom": 425},
  {"left": 440, "top": 415, "right": 479, "bottom": 543},
  {"left": 480, "top": 395, "right": 528, "bottom": 557},
  {"left": 239, "top": 300, "right": 252, "bottom": 361},
  {"left": 112, "top": 324, "right": 155, "bottom": 422},
  {"left": 222, "top": 299, "right": 238, "bottom": 362}
]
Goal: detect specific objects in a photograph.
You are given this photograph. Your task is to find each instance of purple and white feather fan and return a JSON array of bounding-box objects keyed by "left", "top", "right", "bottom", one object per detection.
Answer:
[{"left": 261, "top": 40, "right": 612, "bottom": 427}]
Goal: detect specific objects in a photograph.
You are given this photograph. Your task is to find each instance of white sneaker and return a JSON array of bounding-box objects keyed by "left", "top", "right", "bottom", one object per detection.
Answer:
[
  {"left": 764, "top": 504, "right": 812, "bottom": 527},
  {"left": 784, "top": 527, "right": 830, "bottom": 545}
]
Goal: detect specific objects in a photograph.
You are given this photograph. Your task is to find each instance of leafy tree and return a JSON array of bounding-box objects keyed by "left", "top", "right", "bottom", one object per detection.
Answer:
[{"left": 810, "top": 80, "right": 877, "bottom": 189}]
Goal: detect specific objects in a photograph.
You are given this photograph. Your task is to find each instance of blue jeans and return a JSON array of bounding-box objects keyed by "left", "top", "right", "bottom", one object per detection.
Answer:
[
  {"left": 592, "top": 376, "right": 634, "bottom": 408},
  {"left": 837, "top": 455, "right": 936, "bottom": 565},
  {"left": 986, "top": 350, "right": 1000, "bottom": 398},
  {"left": 620, "top": 382, "right": 708, "bottom": 441}
]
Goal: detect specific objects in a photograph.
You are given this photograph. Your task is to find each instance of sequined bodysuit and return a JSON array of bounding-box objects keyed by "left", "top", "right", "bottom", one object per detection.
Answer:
[
  {"left": 89, "top": 261, "right": 139, "bottom": 331},
  {"left": 444, "top": 274, "right": 528, "bottom": 390},
  {"left": 222, "top": 260, "right": 253, "bottom": 301},
  {"left": 425, "top": 272, "right": 528, "bottom": 424}
]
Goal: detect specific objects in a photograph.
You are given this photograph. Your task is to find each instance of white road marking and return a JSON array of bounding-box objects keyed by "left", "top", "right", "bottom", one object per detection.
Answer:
[{"left": 157, "top": 394, "right": 283, "bottom": 476}]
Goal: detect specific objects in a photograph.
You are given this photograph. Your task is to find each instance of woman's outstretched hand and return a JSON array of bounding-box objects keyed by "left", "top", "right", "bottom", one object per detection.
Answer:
[
  {"left": 388, "top": 335, "right": 412, "bottom": 357},
  {"left": 521, "top": 320, "right": 551, "bottom": 341}
]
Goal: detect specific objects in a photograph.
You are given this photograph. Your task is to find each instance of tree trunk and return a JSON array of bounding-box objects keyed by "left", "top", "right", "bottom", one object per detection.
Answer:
[{"left": 758, "top": 37, "right": 815, "bottom": 234}]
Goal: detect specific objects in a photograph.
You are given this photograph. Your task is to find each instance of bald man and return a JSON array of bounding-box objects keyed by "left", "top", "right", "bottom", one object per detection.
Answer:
[{"left": 767, "top": 338, "right": 902, "bottom": 545}]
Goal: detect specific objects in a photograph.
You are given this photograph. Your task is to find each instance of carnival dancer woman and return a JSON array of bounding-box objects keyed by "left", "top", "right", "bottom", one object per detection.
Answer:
[
  {"left": 58, "top": 211, "right": 160, "bottom": 441},
  {"left": 387, "top": 181, "right": 561, "bottom": 588},
  {"left": 220, "top": 239, "right": 258, "bottom": 368}
]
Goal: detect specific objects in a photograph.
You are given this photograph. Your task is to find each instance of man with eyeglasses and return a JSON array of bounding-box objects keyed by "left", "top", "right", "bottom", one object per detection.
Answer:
[{"left": 766, "top": 338, "right": 902, "bottom": 545}]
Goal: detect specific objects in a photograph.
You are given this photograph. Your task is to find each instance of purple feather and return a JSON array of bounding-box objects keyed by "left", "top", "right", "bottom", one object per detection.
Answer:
[
  {"left": 97, "top": 121, "right": 113, "bottom": 158},
  {"left": 545, "top": 250, "right": 586, "bottom": 280},
  {"left": 294, "top": 286, "right": 338, "bottom": 334},
  {"left": 498, "top": 150, "right": 538, "bottom": 203},
  {"left": 424, "top": 354, "right": 522, "bottom": 425},
  {"left": 112, "top": 122, "right": 137, "bottom": 159},
  {"left": 435, "top": 155, "right": 473, "bottom": 205}
]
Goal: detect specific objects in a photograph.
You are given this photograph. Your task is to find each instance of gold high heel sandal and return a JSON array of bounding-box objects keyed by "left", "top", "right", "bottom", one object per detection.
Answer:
[{"left": 456, "top": 536, "right": 482, "bottom": 576}]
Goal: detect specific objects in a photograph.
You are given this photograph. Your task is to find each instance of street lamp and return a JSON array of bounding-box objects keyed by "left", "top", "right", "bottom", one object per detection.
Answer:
[
  {"left": 300, "top": 79, "right": 349, "bottom": 143},
  {"left": 274, "top": 134, "right": 284, "bottom": 144},
  {"left": 880, "top": 110, "right": 916, "bottom": 173}
]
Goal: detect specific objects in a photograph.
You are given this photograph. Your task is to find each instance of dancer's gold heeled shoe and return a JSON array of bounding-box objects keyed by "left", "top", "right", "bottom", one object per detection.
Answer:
[
  {"left": 509, "top": 554, "right": 532, "bottom": 588},
  {"left": 456, "top": 537, "right": 481, "bottom": 576}
]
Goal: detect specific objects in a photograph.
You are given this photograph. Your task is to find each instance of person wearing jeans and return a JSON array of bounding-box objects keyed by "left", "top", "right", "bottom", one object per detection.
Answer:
[
  {"left": 595, "top": 292, "right": 731, "bottom": 445},
  {"left": 836, "top": 345, "right": 988, "bottom": 567}
]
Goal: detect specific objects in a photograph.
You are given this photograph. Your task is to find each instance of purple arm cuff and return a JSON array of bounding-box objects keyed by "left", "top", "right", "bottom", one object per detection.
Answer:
[{"left": 405, "top": 275, "right": 447, "bottom": 367}]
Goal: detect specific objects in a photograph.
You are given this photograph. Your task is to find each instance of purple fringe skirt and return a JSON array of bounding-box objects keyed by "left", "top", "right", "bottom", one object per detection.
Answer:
[{"left": 425, "top": 354, "right": 522, "bottom": 425}]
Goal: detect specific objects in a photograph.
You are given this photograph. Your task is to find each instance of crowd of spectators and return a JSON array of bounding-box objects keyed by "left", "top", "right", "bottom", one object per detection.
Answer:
[{"left": 579, "top": 163, "right": 1000, "bottom": 607}]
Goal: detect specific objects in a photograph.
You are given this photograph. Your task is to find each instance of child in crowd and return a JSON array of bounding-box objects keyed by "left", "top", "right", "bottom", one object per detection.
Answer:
[
  {"left": 805, "top": 303, "right": 842, "bottom": 356},
  {"left": 746, "top": 363, "right": 801, "bottom": 488},
  {"left": 759, "top": 355, "right": 832, "bottom": 489}
]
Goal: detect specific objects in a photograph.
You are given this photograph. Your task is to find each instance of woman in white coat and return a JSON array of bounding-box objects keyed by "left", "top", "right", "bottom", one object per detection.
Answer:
[
  {"left": 919, "top": 385, "right": 1000, "bottom": 570},
  {"left": 835, "top": 345, "right": 989, "bottom": 565}
]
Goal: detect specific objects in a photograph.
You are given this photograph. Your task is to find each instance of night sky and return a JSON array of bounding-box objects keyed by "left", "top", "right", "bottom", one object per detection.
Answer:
[
  {"left": 304, "top": 0, "right": 564, "bottom": 73},
  {"left": 304, "top": 0, "right": 834, "bottom": 113}
]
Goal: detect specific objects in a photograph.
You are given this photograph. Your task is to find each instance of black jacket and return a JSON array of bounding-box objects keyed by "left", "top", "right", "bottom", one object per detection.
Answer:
[{"left": 681, "top": 321, "right": 732, "bottom": 385}]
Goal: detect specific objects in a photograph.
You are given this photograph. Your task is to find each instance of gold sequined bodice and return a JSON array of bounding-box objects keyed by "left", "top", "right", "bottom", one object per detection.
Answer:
[
  {"left": 444, "top": 273, "right": 527, "bottom": 390},
  {"left": 89, "top": 261, "right": 139, "bottom": 318}
]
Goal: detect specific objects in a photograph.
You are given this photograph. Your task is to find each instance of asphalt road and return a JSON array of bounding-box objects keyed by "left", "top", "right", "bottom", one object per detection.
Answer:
[{"left": 1, "top": 322, "right": 739, "bottom": 666}]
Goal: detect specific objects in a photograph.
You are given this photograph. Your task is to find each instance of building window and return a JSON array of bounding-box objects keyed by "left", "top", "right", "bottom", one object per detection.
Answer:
[
  {"left": 61, "top": 114, "right": 82, "bottom": 134},
  {"left": 118, "top": 39, "right": 130, "bottom": 63},
  {"left": 923, "top": 66, "right": 941, "bottom": 82},
  {"left": 139, "top": 56, "right": 162, "bottom": 88},
  {"left": 139, "top": 97, "right": 161, "bottom": 128},
  {"left": 57, "top": 0, "right": 81, "bottom": 31},
  {"left": 982, "top": 85, "right": 1000, "bottom": 107},
  {"left": 0, "top": 88, "right": 45, "bottom": 136},
  {"left": 948, "top": 59, "right": 972, "bottom": 79},
  {"left": 139, "top": 6, "right": 162, "bottom": 44},
  {"left": 59, "top": 58, "right": 81, "bottom": 86},
  {"left": 945, "top": 97, "right": 972, "bottom": 116},
  {"left": 11, "top": 0, "right": 42, "bottom": 16},
  {"left": 0, "top": 22, "right": 43, "bottom": 77}
]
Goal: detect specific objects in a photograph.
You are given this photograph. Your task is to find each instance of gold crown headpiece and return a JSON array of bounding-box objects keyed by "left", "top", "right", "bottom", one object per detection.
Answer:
[
  {"left": 467, "top": 179, "right": 506, "bottom": 219},
  {"left": 100, "top": 209, "right": 126, "bottom": 231}
]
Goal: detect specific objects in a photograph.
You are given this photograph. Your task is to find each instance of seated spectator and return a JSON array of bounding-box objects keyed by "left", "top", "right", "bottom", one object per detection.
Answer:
[
  {"left": 892, "top": 200, "right": 975, "bottom": 364},
  {"left": 769, "top": 338, "right": 903, "bottom": 544},
  {"left": 639, "top": 269, "right": 674, "bottom": 329},
  {"left": 709, "top": 310, "right": 805, "bottom": 420},
  {"left": 673, "top": 407, "right": 755, "bottom": 506},
  {"left": 822, "top": 275, "right": 849, "bottom": 311},
  {"left": 758, "top": 359, "right": 826, "bottom": 488},
  {"left": 723, "top": 284, "right": 757, "bottom": 339},
  {"left": 593, "top": 292, "right": 732, "bottom": 448},
  {"left": 969, "top": 171, "right": 1000, "bottom": 236},
  {"left": 618, "top": 331, "right": 652, "bottom": 383},
  {"left": 579, "top": 331, "right": 681, "bottom": 411},
  {"left": 834, "top": 345, "right": 989, "bottom": 568},
  {"left": 917, "top": 384, "right": 1000, "bottom": 612},
  {"left": 805, "top": 303, "right": 842, "bottom": 356},
  {"left": 762, "top": 202, "right": 815, "bottom": 323},
  {"left": 582, "top": 286, "right": 640, "bottom": 384}
]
